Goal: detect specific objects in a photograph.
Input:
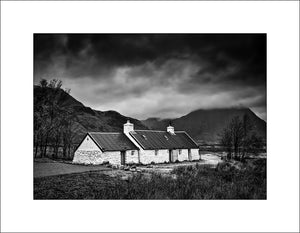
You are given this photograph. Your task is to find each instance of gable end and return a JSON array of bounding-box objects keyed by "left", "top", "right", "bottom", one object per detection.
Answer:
[{"left": 75, "top": 133, "right": 103, "bottom": 152}]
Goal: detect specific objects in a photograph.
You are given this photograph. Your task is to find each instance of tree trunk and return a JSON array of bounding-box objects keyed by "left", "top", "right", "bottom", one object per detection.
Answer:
[
  {"left": 62, "top": 144, "right": 67, "bottom": 159},
  {"left": 34, "top": 143, "right": 39, "bottom": 158},
  {"left": 53, "top": 137, "right": 60, "bottom": 159},
  {"left": 43, "top": 138, "right": 48, "bottom": 157},
  {"left": 68, "top": 144, "right": 71, "bottom": 159}
]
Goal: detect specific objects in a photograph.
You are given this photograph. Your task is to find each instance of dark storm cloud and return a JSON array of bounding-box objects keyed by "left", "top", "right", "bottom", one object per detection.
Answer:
[{"left": 34, "top": 34, "right": 266, "bottom": 120}]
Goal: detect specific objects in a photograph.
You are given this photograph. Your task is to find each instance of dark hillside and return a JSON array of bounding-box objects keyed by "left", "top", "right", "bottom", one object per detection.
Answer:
[
  {"left": 142, "top": 108, "right": 266, "bottom": 144},
  {"left": 34, "top": 85, "right": 148, "bottom": 145}
]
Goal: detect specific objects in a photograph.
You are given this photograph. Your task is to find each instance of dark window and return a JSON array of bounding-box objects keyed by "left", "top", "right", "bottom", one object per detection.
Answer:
[{"left": 155, "top": 150, "right": 159, "bottom": 156}]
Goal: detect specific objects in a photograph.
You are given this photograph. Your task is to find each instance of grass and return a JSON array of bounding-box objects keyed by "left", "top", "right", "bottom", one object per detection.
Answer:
[{"left": 34, "top": 158, "right": 266, "bottom": 199}]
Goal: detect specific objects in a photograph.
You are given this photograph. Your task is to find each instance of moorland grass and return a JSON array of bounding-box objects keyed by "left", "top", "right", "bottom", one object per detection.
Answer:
[{"left": 34, "top": 159, "right": 266, "bottom": 199}]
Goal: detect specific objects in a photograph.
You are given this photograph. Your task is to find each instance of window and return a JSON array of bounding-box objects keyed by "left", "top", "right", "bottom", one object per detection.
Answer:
[
  {"left": 198, "top": 149, "right": 201, "bottom": 155},
  {"left": 179, "top": 149, "right": 182, "bottom": 155},
  {"left": 131, "top": 150, "right": 135, "bottom": 155},
  {"left": 155, "top": 150, "right": 159, "bottom": 156}
]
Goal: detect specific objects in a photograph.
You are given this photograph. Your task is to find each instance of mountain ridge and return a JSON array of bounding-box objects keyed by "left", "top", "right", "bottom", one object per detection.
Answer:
[
  {"left": 34, "top": 85, "right": 266, "bottom": 145},
  {"left": 34, "top": 86, "right": 148, "bottom": 144},
  {"left": 142, "top": 107, "right": 266, "bottom": 144}
]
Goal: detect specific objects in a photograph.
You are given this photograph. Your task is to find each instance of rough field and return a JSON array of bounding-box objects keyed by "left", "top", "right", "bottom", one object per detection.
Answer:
[
  {"left": 34, "top": 153, "right": 222, "bottom": 178},
  {"left": 34, "top": 154, "right": 266, "bottom": 200}
]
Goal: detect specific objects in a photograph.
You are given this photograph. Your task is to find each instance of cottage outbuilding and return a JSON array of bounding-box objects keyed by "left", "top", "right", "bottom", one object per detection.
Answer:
[{"left": 73, "top": 120, "right": 200, "bottom": 165}]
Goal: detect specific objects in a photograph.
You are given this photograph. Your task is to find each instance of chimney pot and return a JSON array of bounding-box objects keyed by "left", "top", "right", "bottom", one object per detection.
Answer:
[
  {"left": 124, "top": 120, "right": 134, "bottom": 134},
  {"left": 167, "top": 125, "right": 175, "bottom": 134}
]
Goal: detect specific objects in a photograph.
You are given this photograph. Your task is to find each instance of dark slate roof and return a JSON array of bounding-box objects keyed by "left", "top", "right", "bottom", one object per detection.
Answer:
[
  {"left": 129, "top": 130, "right": 198, "bottom": 150},
  {"left": 88, "top": 132, "right": 138, "bottom": 151}
]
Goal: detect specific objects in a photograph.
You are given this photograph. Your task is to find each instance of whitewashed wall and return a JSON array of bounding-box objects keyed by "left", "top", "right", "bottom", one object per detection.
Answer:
[
  {"left": 73, "top": 150, "right": 122, "bottom": 165},
  {"left": 73, "top": 135, "right": 118, "bottom": 165},
  {"left": 73, "top": 135, "right": 139, "bottom": 165},
  {"left": 73, "top": 150, "right": 102, "bottom": 164},
  {"left": 140, "top": 149, "right": 169, "bottom": 164},
  {"left": 73, "top": 134, "right": 199, "bottom": 165},
  {"left": 77, "top": 135, "right": 100, "bottom": 150},
  {"left": 178, "top": 149, "right": 189, "bottom": 162},
  {"left": 103, "top": 151, "right": 121, "bottom": 165},
  {"left": 125, "top": 150, "right": 139, "bottom": 164},
  {"left": 73, "top": 134, "right": 102, "bottom": 164},
  {"left": 191, "top": 148, "right": 200, "bottom": 160},
  {"left": 73, "top": 148, "right": 199, "bottom": 165},
  {"left": 132, "top": 148, "right": 199, "bottom": 165}
]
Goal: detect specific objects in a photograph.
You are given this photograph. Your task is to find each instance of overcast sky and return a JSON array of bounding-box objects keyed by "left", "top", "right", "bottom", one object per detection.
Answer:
[{"left": 34, "top": 34, "right": 266, "bottom": 121}]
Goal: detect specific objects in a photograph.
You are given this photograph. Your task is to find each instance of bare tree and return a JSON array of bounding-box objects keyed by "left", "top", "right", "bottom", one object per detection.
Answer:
[
  {"left": 39, "top": 79, "right": 48, "bottom": 88},
  {"left": 241, "top": 114, "right": 254, "bottom": 159},
  {"left": 230, "top": 116, "right": 244, "bottom": 159},
  {"left": 219, "top": 126, "right": 233, "bottom": 159},
  {"left": 59, "top": 108, "right": 77, "bottom": 159},
  {"left": 34, "top": 78, "right": 65, "bottom": 158},
  {"left": 34, "top": 110, "right": 43, "bottom": 157},
  {"left": 219, "top": 114, "right": 264, "bottom": 161},
  {"left": 51, "top": 117, "right": 63, "bottom": 158},
  {"left": 34, "top": 79, "right": 82, "bottom": 159}
]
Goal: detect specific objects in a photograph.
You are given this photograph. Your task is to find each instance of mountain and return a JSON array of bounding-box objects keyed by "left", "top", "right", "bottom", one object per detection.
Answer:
[
  {"left": 142, "top": 108, "right": 266, "bottom": 144},
  {"left": 34, "top": 86, "right": 148, "bottom": 143},
  {"left": 34, "top": 86, "right": 266, "bottom": 146}
]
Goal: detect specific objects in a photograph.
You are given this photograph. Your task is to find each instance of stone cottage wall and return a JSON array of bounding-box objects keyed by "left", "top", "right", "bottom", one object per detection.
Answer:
[
  {"left": 102, "top": 151, "right": 121, "bottom": 165},
  {"left": 79, "top": 135, "right": 99, "bottom": 150},
  {"left": 73, "top": 149, "right": 140, "bottom": 165},
  {"left": 191, "top": 148, "right": 200, "bottom": 160},
  {"left": 178, "top": 149, "right": 189, "bottom": 162},
  {"left": 72, "top": 134, "right": 103, "bottom": 164},
  {"left": 104, "top": 150, "right": 139, "bottom": 165},
  {"left": 73, "top": 150, "right": 120, "bottom": 165},
  {"left": 73, "top": 150, "right": 103, "bottom": 164},
  {"left": 140, "top": 149, "right": 169, "bottom": 164},
  {"left": 73, "top": 132, "right": 200, "bottom": 165},
  {"left": 138, "top": 148, "right": 199, "bottom": 164},
  {"left": 73, "top": 148, "right": 200, "bottom": 165},
  {"left": 125, "top": 150, "right": 139, "bottom": 164}
]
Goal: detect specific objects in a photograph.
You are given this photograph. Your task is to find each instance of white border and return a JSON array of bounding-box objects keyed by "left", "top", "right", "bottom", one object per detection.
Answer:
[{"left": 1, "top": 1, "right": 299, "bottom": 232}]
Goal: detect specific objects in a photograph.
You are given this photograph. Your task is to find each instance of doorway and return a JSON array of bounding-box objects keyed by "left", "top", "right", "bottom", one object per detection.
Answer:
[
  {"left": 169, "top": 149, "right": 178, "bottom": 162},
  {"left": 121, "top": 151, "right": 126, "bottom": 165},
  {"left": 172, "top": 150, "right": 178, "bottom": 162},
  {"left": 169, "top": 150, "right": 172, "bottom": 162}
]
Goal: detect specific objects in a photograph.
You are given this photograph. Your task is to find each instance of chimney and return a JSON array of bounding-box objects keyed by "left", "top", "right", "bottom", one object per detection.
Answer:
[
  {"left": 124, "top": 119, "right": 134, "bottom": 134},
  {"left": 167, "top": 125, "right": 175, "bottom": 134}
]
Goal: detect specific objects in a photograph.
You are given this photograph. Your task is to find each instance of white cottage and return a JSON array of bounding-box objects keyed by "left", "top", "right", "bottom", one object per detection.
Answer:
[{"left": 73, "top": 120, "right": 200, "bottom": 165}]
